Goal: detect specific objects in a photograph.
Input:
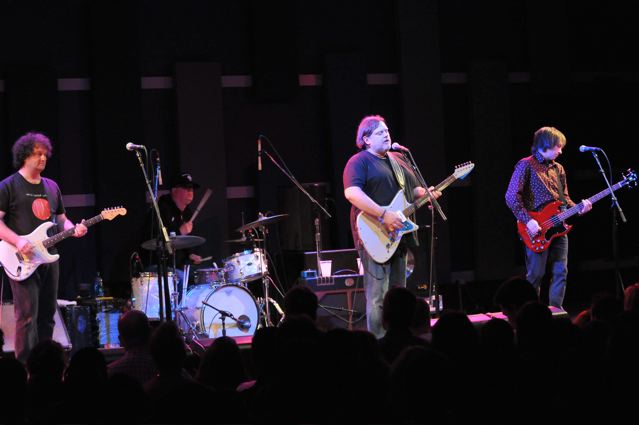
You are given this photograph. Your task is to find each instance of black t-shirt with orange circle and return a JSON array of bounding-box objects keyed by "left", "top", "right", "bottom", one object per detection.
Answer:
[{"left": 0, "top": 172, "right": 65, "bottom": 249}]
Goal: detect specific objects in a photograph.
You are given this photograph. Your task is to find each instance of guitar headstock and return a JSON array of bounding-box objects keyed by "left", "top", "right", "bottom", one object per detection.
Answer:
[
  {"left": 623, "top": 169, "right": 637, "bottom": 189},
  {"left": 101, "top": 206, "right": 127, "bottom": 221},
  {"left": 453, "top": 162, "right": 475, "bottom": 180}
]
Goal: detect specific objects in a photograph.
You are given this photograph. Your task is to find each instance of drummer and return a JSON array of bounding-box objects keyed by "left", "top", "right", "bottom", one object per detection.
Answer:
[
  {"left": 144, "top": 173, "right": 203, "bottom": 291},
  {"left": 158, "top": 173, "right": 203, "bottom": 267}
]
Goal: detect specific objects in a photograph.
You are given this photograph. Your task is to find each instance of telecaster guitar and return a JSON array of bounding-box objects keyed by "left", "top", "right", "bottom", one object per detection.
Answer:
[
  {"left": 357, "top": 162, "right": 474, "bottom": 263},
  {"left": 0, "top": 207, "right": 126, "bottom": 281},
  {"left": 518, "top": 169, "right": 636, "bottom": 252}
]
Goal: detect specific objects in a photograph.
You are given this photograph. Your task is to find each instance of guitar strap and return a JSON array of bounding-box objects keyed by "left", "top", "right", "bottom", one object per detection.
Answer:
[
  {"left": 554, "top": 167, "right": 568, "bottom": 208},
  {"left": 41, "top": 177, "right": 59, "bottom": 226},
  {"left": 388, "top": 153, "right": 419, "bottom": 246},
  {"left": 387, "top": 153, "right": 406, "bottom": 193}
]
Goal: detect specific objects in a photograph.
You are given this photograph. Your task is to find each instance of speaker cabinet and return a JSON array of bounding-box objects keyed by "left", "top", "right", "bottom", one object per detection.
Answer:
[
  {"left": 60, "top": 305, "right": 98, "bottom": 355},
  {"left": 1, "top": 303, "right": 71, "bottom": 355}
]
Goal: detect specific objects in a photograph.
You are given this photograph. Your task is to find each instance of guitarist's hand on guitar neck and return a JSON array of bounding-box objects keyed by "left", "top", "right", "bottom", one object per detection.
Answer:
[
  {"left": 578, "top": 199, "right": 592, "bottom": 215},
  {"left": 415, "top": 186, "right": 442, "bottom": 201},
  {"left": 72, "top": 220, "right": 88, "bottom": 238}
]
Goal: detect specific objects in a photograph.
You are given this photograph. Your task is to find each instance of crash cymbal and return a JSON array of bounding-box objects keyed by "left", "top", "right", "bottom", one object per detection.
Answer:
[
  {"left": 141, "top": 235, "right": 206, "bottom": 251},
  {"left": 237, "top": 213, "right": 289, "bottom": 233}
]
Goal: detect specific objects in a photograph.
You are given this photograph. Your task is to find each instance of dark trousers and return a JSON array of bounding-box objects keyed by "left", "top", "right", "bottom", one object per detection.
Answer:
[{"left": 9, "top": 262, "right": 59, "bottom": 363}]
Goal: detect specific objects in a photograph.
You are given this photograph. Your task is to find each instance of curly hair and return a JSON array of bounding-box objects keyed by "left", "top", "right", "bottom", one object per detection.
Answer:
[{"left": 12, "top": 132, "right": 52, "bottom": 169}]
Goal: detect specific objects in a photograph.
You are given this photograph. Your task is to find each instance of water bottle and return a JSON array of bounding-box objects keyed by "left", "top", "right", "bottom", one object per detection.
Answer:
[{"left": 94, "top": 272, "right": 105, "bottom": 298}]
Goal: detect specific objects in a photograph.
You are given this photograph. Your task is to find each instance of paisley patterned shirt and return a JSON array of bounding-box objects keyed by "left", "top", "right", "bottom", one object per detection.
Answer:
[{"left": 505, "top": 152, "right": 575, "bottom": 224}]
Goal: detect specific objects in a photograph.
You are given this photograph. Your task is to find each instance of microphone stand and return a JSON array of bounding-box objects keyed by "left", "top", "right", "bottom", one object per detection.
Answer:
[
  {"left": 131, "top": 147, "right": 173, "bottom": 321},
  {"left": 261, "top": 148, "right": 332, "bottom": 277},
  {"left": 588, "top": 149, "right": 627, "bottom": 296},
  {"left": 399, "top": 148, "right": 446, "bottom": 315},
  {"left": 202, "top": 301, "right": 248, "bottom": 337}
]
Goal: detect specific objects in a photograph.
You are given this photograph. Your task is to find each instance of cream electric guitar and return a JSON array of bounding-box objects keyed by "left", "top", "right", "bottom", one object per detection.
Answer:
[
  {"left": 0, "top": 207, "right": 126, "bottom": 281},
  {"left": 356, "top": 162, "right": 474, "bottom": 263}
]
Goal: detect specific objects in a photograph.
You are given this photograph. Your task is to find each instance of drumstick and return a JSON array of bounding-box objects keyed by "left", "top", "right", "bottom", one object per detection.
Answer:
[
  {"left": 189, "top": 188, "right": 212, "bottom": 224},
  {"left": 199, "top": 256, "right": 213, "bottom": 263}
]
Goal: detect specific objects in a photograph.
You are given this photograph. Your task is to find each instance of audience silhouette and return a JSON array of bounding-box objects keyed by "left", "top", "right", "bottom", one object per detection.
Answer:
[{"left": 1, "top": 279, "right": 638, "bottom": 424}]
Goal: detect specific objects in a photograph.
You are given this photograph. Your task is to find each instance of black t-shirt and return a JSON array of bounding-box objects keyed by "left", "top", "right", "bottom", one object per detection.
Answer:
[
  {"left": 0, "top": 172, "right": 65, "bottom": 237},
  {"left": 343, "top": 150, "right": 419, "bottom": 246},
  {"left": 143, "top": 193, "right": 194, "bottom": 269}
]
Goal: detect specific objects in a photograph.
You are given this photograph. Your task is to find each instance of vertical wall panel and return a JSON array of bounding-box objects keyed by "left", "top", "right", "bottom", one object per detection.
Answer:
[{"left": 175, "top": 62, "right": 227, "bottom": 264}]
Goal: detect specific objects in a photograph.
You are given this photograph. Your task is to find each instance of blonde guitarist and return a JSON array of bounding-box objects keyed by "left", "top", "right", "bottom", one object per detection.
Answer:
[
  {"left": 343, "top": 115, "right": 440, "bottom": 338},
  {"left": 0, "top": 132, "right": 87, "bottom": 363},
  {"left": 505, "top": 127, "right": 591, "bottom": 310}
]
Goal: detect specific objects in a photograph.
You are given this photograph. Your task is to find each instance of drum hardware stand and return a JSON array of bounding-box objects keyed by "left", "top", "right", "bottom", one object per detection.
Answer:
[
  {"left": 256, "top": 296, "right": 284, "bottom": 327},
  {"left": 202, "top": 301, "right": 251, "bottom": 337},
  {"left": 176, "top": 306, "right": 203, "bottom": 341},
  {"left": 129, "top": 144, "right": 174, "bottom": 322}
]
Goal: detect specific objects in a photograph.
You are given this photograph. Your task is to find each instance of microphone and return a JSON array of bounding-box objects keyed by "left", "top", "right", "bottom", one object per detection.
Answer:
[
  {"left": 155, "top": 151, "right": 163, "bottom": 185},
  {"left": 391, "top": 142, "right": 410, "bottom": 152},
  {"left": 126, "top": 142, "right": 146, "bottom": 151},
  {"left": 257, "top": 136, "right": 262, "bottom": 171},
  {"left": 237, "top": 315, "right": 251, "bottom": 331},
  {"left": 579, "top": 145, "right": 601, "bottom": 152}
]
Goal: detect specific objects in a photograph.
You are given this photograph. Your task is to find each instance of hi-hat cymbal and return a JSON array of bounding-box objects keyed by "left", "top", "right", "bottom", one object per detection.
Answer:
[
  {"left": 141, "top": 235, "right": 205, "bottom": 251},
  {"left": 237, "top": 213, "right": 288, "bottom": 233}
]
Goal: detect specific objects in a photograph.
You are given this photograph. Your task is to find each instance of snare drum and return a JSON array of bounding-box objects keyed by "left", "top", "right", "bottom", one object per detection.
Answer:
[
  {"left": 181, "top": 284, "right": 259, "bottom": 338},
  {"left": 130, "top": 272, "right": 176, "bottom": 320},
  {"left": 193, "top": 267, "right": 226, "bottom": 285},
  {"left": 223, "top": 248, "right": 267, "bottom": 283}
]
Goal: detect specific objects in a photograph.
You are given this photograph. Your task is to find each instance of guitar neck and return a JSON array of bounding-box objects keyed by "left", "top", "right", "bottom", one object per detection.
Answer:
[
  {"left": 42, "top": 214, "right": 103, "bottom": 249},
  {"left": 404, "top": 173, "right": 456, "bottom": 216},
  {"left": 557, "top": 180, "right": 627, "bottom": 221}
]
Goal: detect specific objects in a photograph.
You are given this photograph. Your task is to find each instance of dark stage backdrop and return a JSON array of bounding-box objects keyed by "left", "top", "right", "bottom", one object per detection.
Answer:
[{"left": 0, "top": 0, "right": 637, "bottom": 312}]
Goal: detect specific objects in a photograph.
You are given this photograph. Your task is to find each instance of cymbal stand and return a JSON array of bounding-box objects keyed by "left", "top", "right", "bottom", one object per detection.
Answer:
[{"left": 256, "top": 221, "right": 273, "bottom": 326}]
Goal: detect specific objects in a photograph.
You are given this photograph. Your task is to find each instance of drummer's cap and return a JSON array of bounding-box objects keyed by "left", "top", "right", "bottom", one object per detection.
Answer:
[{"left": 171, "top": 173, "right": 200, "bottom": 189}]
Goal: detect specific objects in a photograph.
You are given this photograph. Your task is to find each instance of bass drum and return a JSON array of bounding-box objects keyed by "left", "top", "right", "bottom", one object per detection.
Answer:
[
  {"left": 131, "top": 272, "right": 176, "bottom": 320},
  {"left": 181, "top": 284, "right": 259, "bottom": 338}
]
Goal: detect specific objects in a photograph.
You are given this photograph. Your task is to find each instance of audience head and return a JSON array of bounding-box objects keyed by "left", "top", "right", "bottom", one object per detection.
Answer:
[
  {"left": 591, "top": 292, "right": 623, "bottom": 323},
  {"left": 196, "top": 336, "right": 245, "bottom": 391},
  {"left": 624, "top": 283, "right": 639, "bottom": 313},
  {"left": 494, "top": 276, "right": 538, "bottom": 324},
  {"left": 64, "top": 347, "right": 107, "bottom": 386},
  {"left": 431, "top": 310, "right": 479, "bottom": 361},
  {"left": 410, "top": 296, "right": 431, "bottom": 337},
  {"left": 382, "top": 287, "right": 417, "bottom": 330},
  {"left": 515, "top": 301, "right": 553, "bottom": 352},
  {"left": 149, "top": 321, "right": 186, "bottom": 374},
  {"left": 26, "top": 339, "right": 66, "bottom": 383},
  {"left": 283, "top": 285, "right": 318, "bottom": 321},
  {"left": 118, "top": 309, "right": 152, "bottom": 349}
]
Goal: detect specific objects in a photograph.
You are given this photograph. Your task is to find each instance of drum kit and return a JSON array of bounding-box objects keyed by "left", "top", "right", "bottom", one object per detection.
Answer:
[{"left": 131, "top": 213, "right": 288, "bottom": 340}]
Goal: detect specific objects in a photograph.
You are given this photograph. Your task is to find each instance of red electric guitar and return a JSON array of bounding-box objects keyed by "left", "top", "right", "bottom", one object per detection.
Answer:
[{"left": 518, "top": 169, "right": 636, "bottom": 252}]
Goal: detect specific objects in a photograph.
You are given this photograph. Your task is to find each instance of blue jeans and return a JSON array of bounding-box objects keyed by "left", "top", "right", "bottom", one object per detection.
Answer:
[
  {"left": 524, "top": 235, "right": 569, "bottom": 309},
  {"left": 358, "top": 244, "right": 407, "bottom": 338}
]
